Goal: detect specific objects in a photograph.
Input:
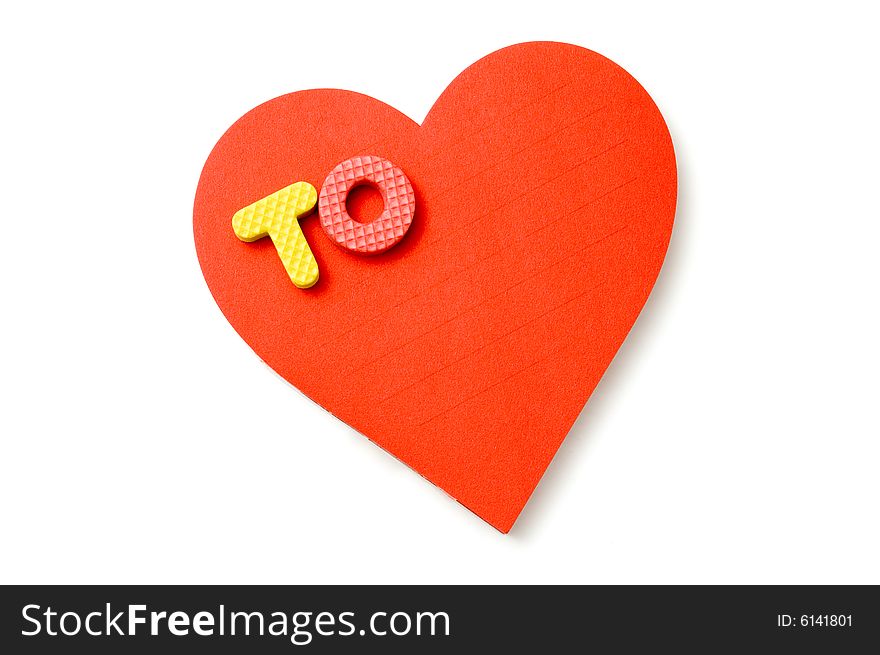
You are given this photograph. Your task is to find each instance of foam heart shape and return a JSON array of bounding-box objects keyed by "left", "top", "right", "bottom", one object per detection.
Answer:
[{"left": 194, "top": 42, "right": 676, "bottom": 532}]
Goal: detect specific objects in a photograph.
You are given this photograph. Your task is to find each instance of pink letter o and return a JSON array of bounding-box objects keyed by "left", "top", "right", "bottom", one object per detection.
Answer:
[{"left": 318, "top": 155, "right": 415, "bottom": 255}]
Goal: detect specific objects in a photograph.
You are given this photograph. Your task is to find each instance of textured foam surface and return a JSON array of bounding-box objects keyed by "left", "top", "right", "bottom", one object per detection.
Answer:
[
  {"left": 232, "top": 182, "right": 319, "bottom": 288},
  {"left": 318, "top": 156, "right": 415, "bottom": 255}
]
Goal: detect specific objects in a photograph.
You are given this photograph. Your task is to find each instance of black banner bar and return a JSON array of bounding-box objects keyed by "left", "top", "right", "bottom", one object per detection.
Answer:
[{"left": 1, "top": 585, "right": 876, "bottom": 652}]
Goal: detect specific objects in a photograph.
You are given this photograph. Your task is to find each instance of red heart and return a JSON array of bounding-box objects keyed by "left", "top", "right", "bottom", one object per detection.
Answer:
[{"left": 193, "top": 42, "right": 676, "bottom": 532}]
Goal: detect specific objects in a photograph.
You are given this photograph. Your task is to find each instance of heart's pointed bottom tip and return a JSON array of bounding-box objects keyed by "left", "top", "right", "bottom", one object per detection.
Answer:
[{"left": 478, "top": 511, "right": 517, "bottom": 534}]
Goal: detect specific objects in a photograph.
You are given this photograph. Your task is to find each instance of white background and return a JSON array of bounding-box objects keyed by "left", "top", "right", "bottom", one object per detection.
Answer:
[{"left": 1, "top": 1, "right": 878, "bottom": 584}]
